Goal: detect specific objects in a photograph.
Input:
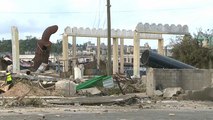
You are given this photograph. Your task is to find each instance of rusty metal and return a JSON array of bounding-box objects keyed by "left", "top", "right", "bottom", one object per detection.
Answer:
[{"left": 32, "top": 25, "right": 58, "bottom": 71}]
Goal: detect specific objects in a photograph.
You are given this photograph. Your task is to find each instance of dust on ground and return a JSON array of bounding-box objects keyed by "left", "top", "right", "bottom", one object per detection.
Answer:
[{"left": 1, "top": 80, "right": 60, "bottom": 97}]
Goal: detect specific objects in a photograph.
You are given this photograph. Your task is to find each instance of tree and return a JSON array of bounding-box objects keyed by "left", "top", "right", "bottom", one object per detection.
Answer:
[
  {"left": 19, "top": 37, "right": 38, "bottom": 54},
  {"left": 0, "top": 40, "right": 12, "bottom": 53},
  {"left": 51, "top": 40, "right": 62, "bottom": 54},
  {"left": 0, "top": 37, "right": 71, "bottom": 55},
  {"left": 170, "top": 34, "right": 213, "bottom": 69}
]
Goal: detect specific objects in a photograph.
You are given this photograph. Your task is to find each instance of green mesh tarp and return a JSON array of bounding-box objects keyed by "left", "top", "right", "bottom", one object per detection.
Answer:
[{"left": 76, "top": 75, "right": 112, "bottom": 90}]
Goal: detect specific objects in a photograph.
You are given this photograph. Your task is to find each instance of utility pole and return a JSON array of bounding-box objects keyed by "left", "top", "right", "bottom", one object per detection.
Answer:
[{"left": 106, "top": 0, "right": 112, "bottom": 75}]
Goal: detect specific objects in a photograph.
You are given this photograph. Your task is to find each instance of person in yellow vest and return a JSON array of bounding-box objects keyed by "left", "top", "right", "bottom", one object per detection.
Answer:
[{"left": 5, "top": 70, "right": 13, "bottom": 89}]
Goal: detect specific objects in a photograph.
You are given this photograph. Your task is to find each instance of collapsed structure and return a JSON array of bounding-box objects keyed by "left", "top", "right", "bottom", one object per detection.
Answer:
[{"left": 0, "top": 22, "right": 212, "bottom": 102}]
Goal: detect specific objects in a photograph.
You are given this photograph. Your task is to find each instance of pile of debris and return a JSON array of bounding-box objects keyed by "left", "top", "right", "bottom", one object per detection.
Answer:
[
  {"left": 0, "top": 71, "right": 211, "bottom": 108},
  {"left": 0, "top": 79, "right": 59, "bottom": 97},
  {"left": 0, "top": 71, "right": 146, "bottom": 97},
  {"left": 0, "top": 71, "right": 148, "bottom": 107}
]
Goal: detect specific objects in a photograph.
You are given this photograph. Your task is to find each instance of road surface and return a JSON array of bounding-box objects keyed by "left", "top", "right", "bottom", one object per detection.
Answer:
[{"left": 0, "top": 105, "right": 212, "bottom": 120}]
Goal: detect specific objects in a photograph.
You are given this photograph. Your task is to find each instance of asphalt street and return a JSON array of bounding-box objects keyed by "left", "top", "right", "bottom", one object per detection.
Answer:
[{"left": 0, "top": 109, "right": 213, "bottom": 120}]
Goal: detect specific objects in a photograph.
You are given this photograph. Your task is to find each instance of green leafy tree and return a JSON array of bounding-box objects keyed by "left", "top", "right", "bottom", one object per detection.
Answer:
[
  {"left": 0, "top": 37, "right": 72, "bottom": 55},
  {"left": 171, "top": 34, "right": 213, "bottom": 68},
  {"left": 51, "top": 40, "right": 62, "bottom": 54},
  {"left": 19, "top": 37, "right": 38, "bottom": 54},
  {"left": 0, "top": 40, "right": 12, "bottom": 53}
]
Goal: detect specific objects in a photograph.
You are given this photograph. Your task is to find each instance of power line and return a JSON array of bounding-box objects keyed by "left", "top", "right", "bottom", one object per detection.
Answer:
[
  {"left": 0, "top": 11, "right": 97, "bottom": 14},
  {"left": 0, "top": 6, "right": 203, "bottom": 15}
]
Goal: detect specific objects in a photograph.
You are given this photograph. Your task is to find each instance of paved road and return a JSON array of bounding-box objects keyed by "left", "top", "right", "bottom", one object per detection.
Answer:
[{"left": 1, "top": 109, "right": 213, "bottom": 120}]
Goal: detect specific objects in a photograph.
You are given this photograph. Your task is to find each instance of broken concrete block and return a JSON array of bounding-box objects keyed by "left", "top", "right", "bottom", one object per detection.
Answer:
[
  {"left": 79, "top": 87, "right": 101, "bottom": 95},
  {"left": 163, "top": 87, "right": 183, "bottom": 98},
  {"left": 55, "top": 80, "right": 76, "bottom": 97},
  {"left": 154, "top": 90, "right": 163, "bottom": 96},
  {"left": 184, "top": 87, "right": 213, "bottom": 101},
  {"left": 36, "top": 63, "right": 48, "bottom": 73}
]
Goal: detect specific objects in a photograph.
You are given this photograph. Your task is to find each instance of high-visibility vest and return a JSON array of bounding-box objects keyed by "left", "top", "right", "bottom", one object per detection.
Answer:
[{"left": 6, "top": 72, "right": 12, "bottom": 82}]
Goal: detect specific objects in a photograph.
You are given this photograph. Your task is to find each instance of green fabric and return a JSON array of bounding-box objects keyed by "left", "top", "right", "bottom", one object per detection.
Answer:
[{"left": 76, "top": 75, "right": 112, "bottom": 90}]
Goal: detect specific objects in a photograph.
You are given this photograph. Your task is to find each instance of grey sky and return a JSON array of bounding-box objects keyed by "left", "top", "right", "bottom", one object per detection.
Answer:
[{"left": 0, "top": 0, "right": 213, "bottom": 47}]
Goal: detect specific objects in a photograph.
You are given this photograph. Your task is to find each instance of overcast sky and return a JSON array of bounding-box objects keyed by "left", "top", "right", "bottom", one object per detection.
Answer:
[{"left": 0, "top": 0, "right": 213, "bottom": 47}]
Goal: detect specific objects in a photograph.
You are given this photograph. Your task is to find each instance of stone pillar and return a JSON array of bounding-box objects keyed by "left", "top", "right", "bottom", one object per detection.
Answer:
[
  {"left": 146, "top": 68, "right": 155, "bottom": 96},
  {"left": 158, "top": 39, "right": 164, "bottom": 55},
  {"left": 97, "top": 37, "right": 101, "bottom": 69},
  {"left": 120, "top": 38, "right": 124, "bottom": 73},
  {"left": 113, "top": 38, "right": 118, "bottom": 74},
  {"left": 11, "top": 26, "right": 20, "bottom": 73},
  {"left": 62, "top": 34, "right": 69, "bottom": 72},
  {"left": 133, "top": 31, "right": 140, "bottom": 78},
  {"left": 72, "top": 36, "right": 77, "bottom": 67}
]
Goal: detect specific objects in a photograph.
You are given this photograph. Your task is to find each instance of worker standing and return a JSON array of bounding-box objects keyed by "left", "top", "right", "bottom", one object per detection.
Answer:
[{"left": 5, "top": 70, "right": 13, "bottom": 89}]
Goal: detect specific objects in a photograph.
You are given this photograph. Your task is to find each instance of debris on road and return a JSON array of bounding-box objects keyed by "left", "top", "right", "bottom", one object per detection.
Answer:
[{"left": 47, "top": 93, "right": 147, "bottom": 106}]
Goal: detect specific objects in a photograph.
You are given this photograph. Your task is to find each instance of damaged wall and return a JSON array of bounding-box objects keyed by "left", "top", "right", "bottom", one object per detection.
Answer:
[{"left": 146, "top": 68, "right": 213, "bottom": 96}]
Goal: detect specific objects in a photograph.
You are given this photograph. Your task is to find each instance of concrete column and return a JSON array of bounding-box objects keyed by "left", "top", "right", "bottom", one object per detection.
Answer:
[
  {"left": 120, "top": 38, "right": 124, "bottom": 73},
  {"left": 11, "top": 26, "right": 20, "bottom": 73},
  {"left": 97, "top": 37, "right": 101, "bottom": 69},
  {"left": 72, "top": 36, "right": 77, "bottom": 67},
  {"left": 158, "top": 39, "right": 164, "bottom": 55},
  {"left": 113, "top": 38, "right": 118, "bottom": 74},
  {"left": 62, "top": 34, "right": 69, "bottom": 72},
  {"left": 133, "top": 31, "right": 140, "bottom": 78},
  {"left": 146, "top": 68, "right": 155, "bottom": 96}
]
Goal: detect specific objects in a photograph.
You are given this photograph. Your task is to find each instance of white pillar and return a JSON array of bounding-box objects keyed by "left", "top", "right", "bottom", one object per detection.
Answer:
[
  {"left": 133, "top": 31, "right": 140, "bottom": 78},
  {"left": 113, "top": 38, "right": 118, "bottom": 74},
  {"left": 146, "top": 68, "right": 155, "bottom": 96},
  {"left": 120, "top": 38, "right": 124, "bottom": 73},
  {"left": 97, "top": 37, "right": 101, "bottom": 69},
  {"left": 72, "top": 36, "right": 77, "bottom": 67},
  {"left": 158, "top": 39, "right": 164, "bottom": 55},
  {"left": 62, "top": 34, "right": 69, "bottom": 72},
  {"left": 11, "top": 26, "right": 20, "bottom": 73}
]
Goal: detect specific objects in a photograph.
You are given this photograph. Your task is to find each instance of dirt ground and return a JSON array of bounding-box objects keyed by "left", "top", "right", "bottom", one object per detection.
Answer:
[{"left": 1, "top": 81, "right": 59, "bottom": 97}]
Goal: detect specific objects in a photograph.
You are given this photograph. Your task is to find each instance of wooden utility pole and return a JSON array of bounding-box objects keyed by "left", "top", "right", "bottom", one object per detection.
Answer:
[{"left": 107, "top": 0, "right": 112, "bottom": 75}]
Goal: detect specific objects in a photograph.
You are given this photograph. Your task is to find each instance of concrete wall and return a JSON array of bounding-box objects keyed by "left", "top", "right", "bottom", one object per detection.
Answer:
[{"left": 146, "top": 68, "right": 213, "bottom": 96}]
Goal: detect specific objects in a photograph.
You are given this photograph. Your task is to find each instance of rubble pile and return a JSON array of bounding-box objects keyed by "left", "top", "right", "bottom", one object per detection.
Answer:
[
  {"left": 113, "top": 73, "right": 146, "bottom": 95},
  {"left": 0, "top": 72, "right": 146, "bottom": 99},
  {"left": 0, "top": 56, "right": 11, "bottom": 70},
  {"left": 1, "top": 80, "right": 59, "bottom": 97}
]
